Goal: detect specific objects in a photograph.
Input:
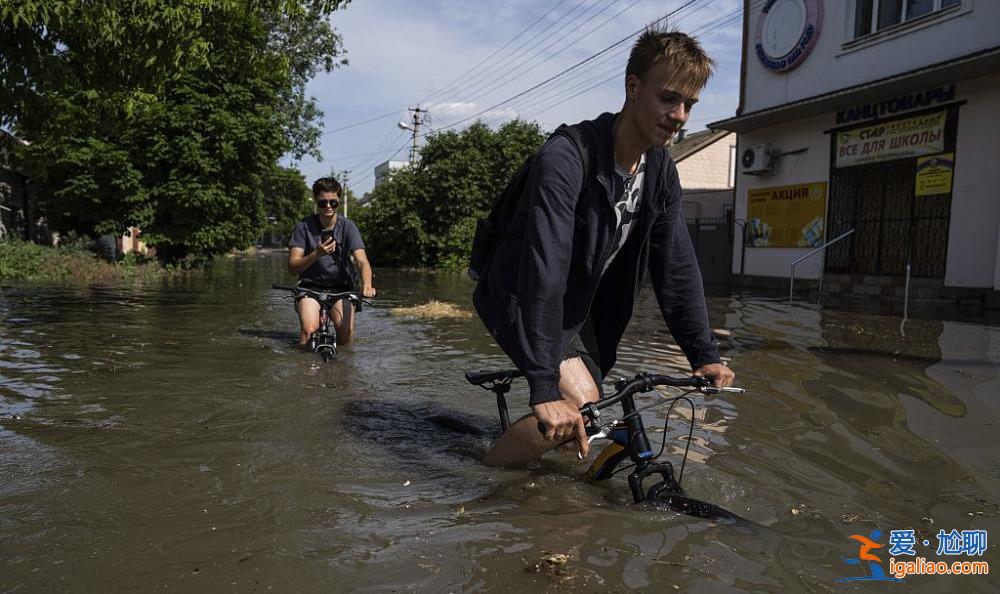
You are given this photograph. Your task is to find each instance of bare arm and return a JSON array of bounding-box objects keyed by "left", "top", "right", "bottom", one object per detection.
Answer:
[
  {"left": 288, "top": 240, "right": 335, "bottom": 276},
  {"left": 352, "top": 248, "right": 376, "bottom": 297}
]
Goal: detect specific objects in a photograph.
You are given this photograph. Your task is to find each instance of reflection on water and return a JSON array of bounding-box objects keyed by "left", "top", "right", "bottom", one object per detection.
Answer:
[{"left": 1, "top": 253, "right": 998, "bottom": 592}]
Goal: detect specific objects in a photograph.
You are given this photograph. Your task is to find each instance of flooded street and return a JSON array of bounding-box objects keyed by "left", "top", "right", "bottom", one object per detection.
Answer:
[{"left": 2, "top": 252, "right": 998, "bottom": 592}]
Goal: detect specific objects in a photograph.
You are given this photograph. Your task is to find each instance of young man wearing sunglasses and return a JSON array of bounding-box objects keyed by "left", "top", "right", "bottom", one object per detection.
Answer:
[{"left": 287, "top": 177, "right": 376, "bottom": 347}]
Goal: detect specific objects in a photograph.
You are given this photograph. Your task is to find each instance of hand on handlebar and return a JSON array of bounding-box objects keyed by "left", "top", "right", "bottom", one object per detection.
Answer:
[
  {"left": 693, "top": 363, "right": 734, "bottom": 388},
  {"left": 533, "top": 399, "right": 590, "bottom": 458},
  {"left": 362, "top": 285, "right": 376, "bottom": 298}
]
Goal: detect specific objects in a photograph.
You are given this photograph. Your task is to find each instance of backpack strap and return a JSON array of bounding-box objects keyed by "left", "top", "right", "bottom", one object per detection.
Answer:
[
  {"left": 466, "top": 122, "right": 598, "bottom": 281},
  {"left": 552, "top": 123, "right": 597, "bottom": 193}
]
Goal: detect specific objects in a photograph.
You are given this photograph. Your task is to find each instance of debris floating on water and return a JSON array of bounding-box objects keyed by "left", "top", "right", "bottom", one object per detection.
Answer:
[
  {"left": 541, "top": 553, "right": 570, "bottom": 565},
  {"left": 389, "top": 301, "right": 473, "bottom": 320}
]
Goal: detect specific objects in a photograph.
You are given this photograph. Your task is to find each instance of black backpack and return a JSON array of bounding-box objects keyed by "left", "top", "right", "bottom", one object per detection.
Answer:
[{"left": 467, "top": 124, "right": 596, "bottom": 280}]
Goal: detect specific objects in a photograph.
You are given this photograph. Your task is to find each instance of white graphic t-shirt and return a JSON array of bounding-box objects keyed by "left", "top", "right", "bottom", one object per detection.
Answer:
[{"left": 602, "top": 153, "right": 646, "bottom": 273}]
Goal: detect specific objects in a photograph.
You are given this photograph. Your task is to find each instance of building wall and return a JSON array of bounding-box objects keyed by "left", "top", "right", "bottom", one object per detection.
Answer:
[
  {"left": 731, "top": 74, "right": 1000, "bottom": 289},
  {"left": 676, "top": 132, "right": 737, "bottom": 190},
  {"left": 0, "top": 166, "right": 25, "bottom": 239},
  {"left": 744, "top": 1, "right": 997, "bottom": 114},
  {"left": 374, "top": 160, "right": 408, "bottom": 186},
  {"left": 732, "top": 113, "right": 833, "bottom": 279},
  {"left": 682, "top": 189, "right": 733, "bottom": 221},
  {"left": 946, "top": 72, "right": 1000, "bottom": 288}
]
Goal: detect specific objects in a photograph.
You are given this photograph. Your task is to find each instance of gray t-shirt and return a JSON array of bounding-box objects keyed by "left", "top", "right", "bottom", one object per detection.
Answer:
[
  {"left": 288, "top": 214, "right": 365, "bottom": 287},
  {"left": 603, "top": 153, "right": 646, "bottom": 273}
]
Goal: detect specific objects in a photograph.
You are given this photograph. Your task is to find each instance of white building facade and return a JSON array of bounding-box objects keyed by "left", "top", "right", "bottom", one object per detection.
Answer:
[
  {"left": 670, "top": 129, "right": 737, "bottom": 221},
  {"left": 713, "top": 0, "right": 1000, "bottom": 295},
  {"left": 373, "top": 160, "right": 408, "bottom": 187}
]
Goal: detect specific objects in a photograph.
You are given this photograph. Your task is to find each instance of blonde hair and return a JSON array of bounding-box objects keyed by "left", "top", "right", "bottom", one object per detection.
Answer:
[{"left": 626, "top": 24, "right": 714, "bottom": 91}]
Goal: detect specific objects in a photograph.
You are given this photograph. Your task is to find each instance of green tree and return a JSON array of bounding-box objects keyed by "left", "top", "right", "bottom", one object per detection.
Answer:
[
  {"left": 0, "top": 0, "right": 351, "bottom": 263},
  {"left": 353, "top": 167, "right": 429, "bottom": 267},
  {"left": 355, "top": 119, "right": 546, "bottom": 270},
  {"left": 262, "top": 165, "right": 312, "bottom": 242}
]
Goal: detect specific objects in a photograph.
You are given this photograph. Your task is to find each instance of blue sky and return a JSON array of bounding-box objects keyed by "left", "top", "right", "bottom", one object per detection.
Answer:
[{"left": 291, "top": 0, "right": 745, "bottom": 195}]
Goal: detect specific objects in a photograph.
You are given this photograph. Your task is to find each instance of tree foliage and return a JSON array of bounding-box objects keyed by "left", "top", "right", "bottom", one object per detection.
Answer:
[
  {"left": 0, "top": 0, "right": 350, "bottom": 263},
  {"left": 353, "top": 119, "right": 546, "bottom": 270},
  {"left": 261, "top": 165, "right": 312, "bottom": 240}
]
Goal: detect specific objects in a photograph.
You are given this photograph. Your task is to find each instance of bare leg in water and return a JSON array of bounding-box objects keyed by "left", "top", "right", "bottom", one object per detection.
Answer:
[{"left": 483, "top": 357, "right": 599, "bottom": 467}]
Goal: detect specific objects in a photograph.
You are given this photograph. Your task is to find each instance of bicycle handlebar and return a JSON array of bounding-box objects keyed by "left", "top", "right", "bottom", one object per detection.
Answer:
[
  {"left": 536, "top": 372, "right": 744, "bottom": 435},
  {"left": 271, "top": 283, "right": 374, "bottom": 309}
]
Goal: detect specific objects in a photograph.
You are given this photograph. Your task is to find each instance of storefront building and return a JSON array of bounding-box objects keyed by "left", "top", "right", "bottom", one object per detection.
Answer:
[{"left": 712, "top": 0, "right": 1000, "bottom": 304}]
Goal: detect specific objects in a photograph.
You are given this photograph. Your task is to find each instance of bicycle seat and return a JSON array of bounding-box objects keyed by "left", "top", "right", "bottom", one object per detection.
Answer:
[{"left": 464, "top": 368, "right": 523, "bottom": 386}]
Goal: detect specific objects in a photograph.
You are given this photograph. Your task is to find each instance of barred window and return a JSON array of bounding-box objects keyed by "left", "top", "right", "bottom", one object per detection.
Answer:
[{"left": 852, "top": 0, "right": 962, "bottom": 39}]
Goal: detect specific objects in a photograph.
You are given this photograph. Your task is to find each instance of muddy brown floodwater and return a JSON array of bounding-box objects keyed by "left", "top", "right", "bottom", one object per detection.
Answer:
[{"left": 2, "top": 252, "right": 998, "bottom": 592}]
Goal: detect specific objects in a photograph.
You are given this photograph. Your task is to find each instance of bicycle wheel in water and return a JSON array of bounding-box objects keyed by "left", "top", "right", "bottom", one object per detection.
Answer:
[{"left": 317, "top": 342, "right": 337, "bottom": 362}]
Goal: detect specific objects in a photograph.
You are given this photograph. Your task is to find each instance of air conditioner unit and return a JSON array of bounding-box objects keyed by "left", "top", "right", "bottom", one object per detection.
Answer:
[{"left": 740, "top": 144, "right": 774, "bottom": 175}]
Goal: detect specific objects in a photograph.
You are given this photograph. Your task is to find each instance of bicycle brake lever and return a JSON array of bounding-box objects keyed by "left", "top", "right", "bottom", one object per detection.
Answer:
[
  {"left": 702, "top": 386, "right": 746, "bottom": 394},
  {"left": 577, "top": 429, "right": 610, "bottom": 460}
]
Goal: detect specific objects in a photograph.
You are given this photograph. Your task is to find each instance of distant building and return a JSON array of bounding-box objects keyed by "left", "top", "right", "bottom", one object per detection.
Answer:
[
  {"left": 665, "top": 129, "right": 739, "bottom": 288},
  {"left": 712, "top": 0, "right": 999, "bottom": 305},
  {"left": 0, "top": 130, "right": 29, "bottom": 240},
  {"left": 373, "top": 160, "right": 408, "bottom": 187},
  {"left": 668, "top": 129, "right": 737, "bottom": 221}
]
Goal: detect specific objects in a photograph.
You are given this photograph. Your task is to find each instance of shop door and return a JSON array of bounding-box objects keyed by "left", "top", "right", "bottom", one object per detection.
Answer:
[{"left": 825, "top": 109, "right": 956, "bottom": 278}]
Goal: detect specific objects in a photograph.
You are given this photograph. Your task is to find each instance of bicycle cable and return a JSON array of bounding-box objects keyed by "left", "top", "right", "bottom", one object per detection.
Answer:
[
  {"left": 605, "top": 391, "right": 697, "bottom": 486},
  {"left": 608, "top": 390, "right": 697, "bottom": 478},
  {"left": 657, "top": 394, "right": 697, "bottom": 485}
]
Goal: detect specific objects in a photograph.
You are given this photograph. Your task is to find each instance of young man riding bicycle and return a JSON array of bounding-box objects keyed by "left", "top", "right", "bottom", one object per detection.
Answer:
[
  {"left": 287, "top": 177, "right": 376, "bottom": 347},
  {"left": 472, "top": 25, "right": 734, "bottom": 466}
]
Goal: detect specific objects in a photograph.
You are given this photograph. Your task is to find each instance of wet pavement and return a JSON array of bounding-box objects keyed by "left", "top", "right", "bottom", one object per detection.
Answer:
[{"left": 1, "top": 252, "right": 998, "bottom": 592}]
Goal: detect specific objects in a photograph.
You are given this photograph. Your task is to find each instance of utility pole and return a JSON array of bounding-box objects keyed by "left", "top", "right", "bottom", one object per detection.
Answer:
[
  {"left": 328, "top": 168, "right": 351, "bottom": 217},
  {"left": 402, "top": 105, "right": 430, "bottom": 164},
  {"left": 339, "top": 169, "right": 350, "bottom": 217}
]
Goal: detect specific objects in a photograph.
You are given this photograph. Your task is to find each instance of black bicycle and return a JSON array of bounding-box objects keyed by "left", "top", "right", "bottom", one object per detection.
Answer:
[
  {"left": 273, "top": 284, "right": 373, "bottom": 362},
  {"left": 465, "top": 368, "right": 747, "bottom": 521}
]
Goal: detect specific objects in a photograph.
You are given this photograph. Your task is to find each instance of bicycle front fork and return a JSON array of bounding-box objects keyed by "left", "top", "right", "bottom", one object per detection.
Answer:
[
  {"left": 628, "top": 461, "right": 682, "bottom": 503},
  {"left": 619, "top": 397, "right": 683, "bottom": 502},
  {"left": 310, "top": 308, "right": 338, "bottom": 361}
]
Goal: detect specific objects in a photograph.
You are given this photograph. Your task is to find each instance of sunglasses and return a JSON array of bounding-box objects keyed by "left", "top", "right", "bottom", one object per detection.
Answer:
[{"left": 316, "top": 199, "right": 340, "bottom": 209}]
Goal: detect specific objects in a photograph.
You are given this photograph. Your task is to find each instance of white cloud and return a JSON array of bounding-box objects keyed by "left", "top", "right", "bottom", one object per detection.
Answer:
[{"left": 291, "top": 0, "right": 746, "bottom": 194}]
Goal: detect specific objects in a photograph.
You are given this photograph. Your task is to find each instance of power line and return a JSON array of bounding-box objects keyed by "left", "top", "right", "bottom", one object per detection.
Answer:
[
  {"left": 316, "top": 1, "right": 586, "bottom": 145},
  {"left": 505, "top": 0, "right": 729, "bottom": 119},
  {"left": 520, "top": 0, "right": 753, "bottom": 124},
  {"left": 472, "top": 0, "right": 753, "bottom": 129},
  {"left": 459, "top": 0, "right": 642, "bottom": 107},
  {"left": 347, "top": 129, "right": 409, "bottom": 180},
  {"left": 418, "top": 0, "right": 572, "bottom": 105},
  {"left": 460, "top": 0, "right": 717, "bottom": 125},
  {"left": 320, "top": 109, "right": 402, "bottom": 136},
  {"left": 428, "top": 0, "right": 706, "bottom": 135},
  {"left": 351, "top": 141, "right": 411, "bottom": 188},
  {"left": 438, "top": 0, "right": 595, "bottom": 102}
]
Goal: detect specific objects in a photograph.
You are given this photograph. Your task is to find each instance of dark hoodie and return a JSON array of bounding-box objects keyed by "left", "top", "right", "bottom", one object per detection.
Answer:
[{"left": 472, "top": 112, "right": 721, "bottom": 406}]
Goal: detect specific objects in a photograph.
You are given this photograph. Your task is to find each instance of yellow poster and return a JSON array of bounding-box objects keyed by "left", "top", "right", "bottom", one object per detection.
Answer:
[
  {"left": 747, "top": 182, "right": 827, "bottom": 247},
  {"left": 836, "top": 111, "right": 946, "bottom": 168},
  {"left": 915, "top": 152, "right": 954, "bottom": 196}
]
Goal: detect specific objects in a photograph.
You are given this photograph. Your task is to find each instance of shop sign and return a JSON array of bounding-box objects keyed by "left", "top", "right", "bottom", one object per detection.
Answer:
[
  {"left": 835, "top": 85, "right": 955, "bottom": 125},
  {"left": 755, "top": 0, "right": 824, "bottom": 72},
  {"left": 915, "top": 153, "right": 954, "bottom": 196},
  {"left": 747, "top": 182, "right": 827, "bottom": 247},
  {"left": 836, "top": 111, "right": 945, "bottom": 168}
]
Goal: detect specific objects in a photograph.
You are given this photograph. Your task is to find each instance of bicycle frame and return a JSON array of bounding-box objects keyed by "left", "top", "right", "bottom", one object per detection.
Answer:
[
  {"left": 465, "top": 369, "right": 744, "bottom": 506},
  {"left": 583, "top": 376, "right": 683, "bottom": 503},
  {"left": 273, "top": 284, "right": 371, "bottom": 363},
  {"left": 310, "top": 299, "right": 338, "bottom": 362}
]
